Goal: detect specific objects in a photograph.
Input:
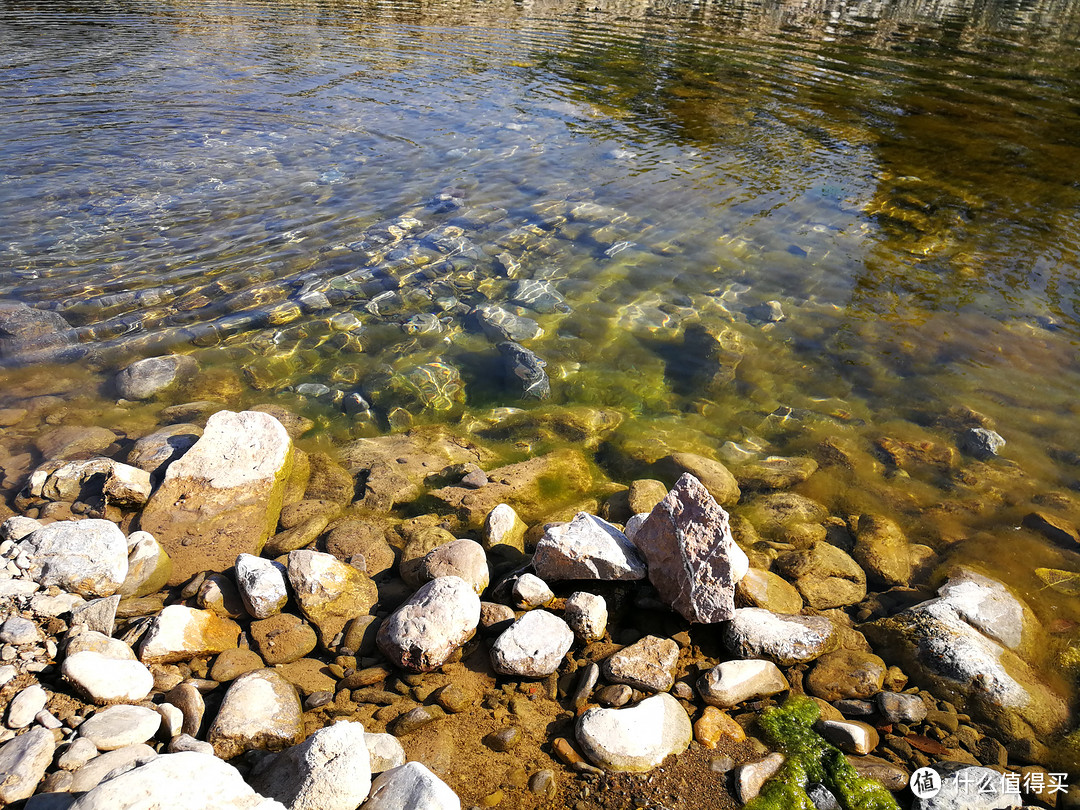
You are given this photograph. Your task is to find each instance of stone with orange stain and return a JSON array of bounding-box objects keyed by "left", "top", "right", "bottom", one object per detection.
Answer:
[
  {"left": 138, "top": 605, "right": 240, "bottom": 664},
  {"left": 693, "top": 706, "right": 746, "bottom": 748}
]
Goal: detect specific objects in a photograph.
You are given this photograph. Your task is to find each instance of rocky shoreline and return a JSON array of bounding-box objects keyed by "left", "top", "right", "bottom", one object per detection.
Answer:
[{"left": 0, "top": 356, "right": 1076, "bottom": 809}]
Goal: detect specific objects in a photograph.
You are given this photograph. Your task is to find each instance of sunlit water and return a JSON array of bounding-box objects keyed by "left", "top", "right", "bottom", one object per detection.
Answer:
[{"left": 4, "top": 0, "right": 1080, "bottom": 721}]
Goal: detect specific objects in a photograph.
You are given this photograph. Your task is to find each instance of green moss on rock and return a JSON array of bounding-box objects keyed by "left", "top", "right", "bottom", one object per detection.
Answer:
[{"left": 746, "top": 696, "right": 899, "bottom": 810}]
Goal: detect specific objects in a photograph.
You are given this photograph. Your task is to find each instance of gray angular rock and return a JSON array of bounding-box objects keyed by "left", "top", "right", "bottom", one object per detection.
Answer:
[
  {"left": 631, "top": 474, "right": 749, "bottom": 623},
  {"left": 0, "top": 301, "right": 75, "bottom": 361},
  {"left": 17, "top": 519, "right": 128, "bottom": 597},
  {"left": 70, "top": 596, "right": 121, "bottom": 637},
  {"left": 126, "top": 423, "right": 203, "bottom": 478},
  {"left": 24, "top": 457, "right": 152, "bottom": 508},
  {"left": 698, "top": 659, "right": 789, "bottom": 708},
  {"left": 959, "top": 428, "right": 1006, "bottom": 460},
  {"left": 601, "top": 636, "right": 679, "bottom": 692},
  {"left": 114, "top": 355, "right": 198, "bottom": 401},
  {"left": 533, "top": 513, "right": 646, "bottom": 582},
  {"left": 498, "top": 341, "right": 550, "bottom": 400},
  {"left": 0, "top": 726, "right": 56, "bottom": 803},
  {"left": 365, "top": 762, "right": 460, "bottom": 810},
  {"left": 207, "top": 669, "right": 303, "bottom": 760},
  {"left": 68, "top": 743, "right": 157, "bottom": 793},
  {"left": 490, "top": 610, "right": 574, "bottom": 677},
  {"left": 723, "top": 608, "right": 836, "bottom": 666},
  {"left": 377, "top": 576, "right": 480, "bottom": 672},
  {"left": 576, "top": 693, "right": 692, "bottom": 772},
  {"left": 235, "top": 554, "right": 289, "bottom": 619},
  {"left": 67, "top": 751, "right": 287, "bottom": 810},
  {"left": 249, "top": 720, "right": 371, "bottom": 810}
]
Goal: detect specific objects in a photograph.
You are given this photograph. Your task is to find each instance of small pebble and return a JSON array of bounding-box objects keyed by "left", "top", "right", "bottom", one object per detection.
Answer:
[{"left": 485, "top": 727, "right": 521, "bottom": 752}]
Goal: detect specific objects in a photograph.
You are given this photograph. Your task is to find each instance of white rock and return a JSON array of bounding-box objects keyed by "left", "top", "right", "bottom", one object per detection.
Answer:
[
  {"left": 156, "top": 703, "right": 184, "bottom": 738},
  {"left": 512, "top": 573, "right": 554, "bottom": 609},
  {"left": 0, "top": 725, "right": 55, "bottom": 803},
  {"left": 235, "top": 554, "right": 289, "bottom": 619},
  {"left": 68, "top": 743, "right": 158, "bottom": 793},
  {"left": 576, "top": 693, "right": 692, "bottom": 772},
  {"left": 564, "top": 592, "right": 607, "bottom": 642},
  {"left": 0, "top": 580, "right": 39, "bottom": 598},
  {"left": 249, "top": 720, "right": 371, "bottom": 810},
  {"left": 723, "top": 608, "right": 836, "bottom": 666},
  {"left": 138, "top": 605, "right": 240, "bottom": 664},
  {"left": 533, "top": 513, "right": 646, "bottom": 581},
  {"left": 6, "top": 683, "right": 48, "bottom": 729},
  {"left": 376, "top": 576, "right": 480, "bottom": 672},
  {"left": 735, "top": 752, "right": 785, "bottom": 803},
  {"left": 167, "top": 734, "right": 214, "bottom": 755},
  {"left": 366, "top": 732, "right": 406, "bottom": 773},
  {"left": 365, "top": 762, "right": 460, "bottom": 810},
  {"left": 66, "top": 629, "right": 135, "bottom": 660},
  {"left": 482, "top": 504, "right": 526, "bottom": 555},
  {"left": 0, "top": 664, "right": 16, "bottom": 687},
  {"left": 58, "top": 737, "right": 99, "bottom": 771},
  {"left": 698, "top": 659, "right": 789, "bottom": 708},
  {"left": 63, "top": 650, "right": 154, "bottom": 704},
  {"left": 623, "top": 513, "right": 650, "bottom": 542},
  {"left": 17, "top": 519, "right": 128, "bottom": 597},
  {"left": 36, "top": 709, "right": 62, "bottom": 730},
  {"left": 207, "top": 669, "right": 302, "bottom": 760},
  {"left": 631, "top": 474, "right": 749, "bottom": 623},
  {"left": 0, "top": 516, "right": 41, "bottom": 543},
  {"left": 67, "top": 750, "right": 287, "bottom": 810},
  {"left": 78, "top": 705, "right": 162, "bottom": 751},
  {"left": 816, "top": 719, "right": 878, "bottom": 756},
  {"left": 0, "top": 616, "right": 39, "bottom": 645},
  {"left": 418, "top": 539, "right": 489, "bottom": 595},
  {"left": 30, "top": 591, "right": 85, "bottom": 617},
  {"left": 490, "top": 610, "right": 574, "bottom": 678}
]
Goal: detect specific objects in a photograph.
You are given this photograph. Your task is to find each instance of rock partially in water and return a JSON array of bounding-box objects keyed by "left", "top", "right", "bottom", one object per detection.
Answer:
[
  {"left": 853, "top": 514, "right": 912, "bottom": 587},
  {"left": 865, "top": 569, "right": 1067, "bottom": 741},
  {"left": 23, "top": 457, "right": 152, "bottom": 508},
  {"left": 723, "top": 607, "right": 836, "bottom": 666},
  {"left": 66, "top": 751, "right": 287, "bottom": 810},
  {"left": 249, "top": 720, "right": 371, "bottom": 810},
  {"left": 0, "top": 301, "right": 77, "bottom": 363},
  {"left": 774, "top": 542, "right": 866, "bottom": 609},
  {"left": 533, "top": 512, "right": 646, "bottom": 582},
  {"left": 490, "top": 609, "right": 574, "bottom": 677},
  {"left": 139, "top": 409, "right": 294, "bottom": 585},
  {"left": 473, "top": 304, "right": 543, "bottom": 342},
  {"left": 482, "top": 503, "right": 527, "bottom": 557},
  {"left": 735, "top": 568, "right": 804, "bottom": 614},
  {"left": 735, "top": 456, "right": 818, "bottom": 491},
  {"left": 126, "top": 424, "right": 203, "bottom": 479},
  {"left": 498, "top": 341, "right": 550, "bottom": 400},
  {"left": 377, "top": 576, "right": 480, "bottom": 672},
  {"left": 651, "top": 453, "right": 740, "bottom": 507},
  {"left": 632, "top": 473, "right": 748, "bottom": 623},
  {"left": 114, "top": 355, "right": 198, "bottom": 400},
  {"left": 805, "top": 650, "right": 887, "bottom": 702},
  {"left": 366, "top": 762, "right": 460, "bottom": 810},
  {"left": 17, "top": 519, "right": 128, "bottom": 598},
  {"left": 576, "top": 693, "right": 692, "bottom": 773},
  {"left": 208, "top": 669, "right": 303, "bottom": 760}
]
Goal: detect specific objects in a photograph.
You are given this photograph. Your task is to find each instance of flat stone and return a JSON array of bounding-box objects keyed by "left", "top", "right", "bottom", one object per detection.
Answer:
[
  {"left": 126, "top": 423, "right": 202, "bottom": 478},
  {"left": 0, "top": 726, "right": 56, "bottom": 803},
  {"left": 288, "top": 549, "right": 378, "bottom": 647},
  {"left": 6, "top": 684, "right": 47, "bottom": 729},
  {"left": 68, "top": 743, "right": 157, "bottom": 793},
  {"left": 139, "top": 605, "right": 240, "bottom": 664},
  {"left": 138, "top": 410, "right": 294, "bottom": 586},
  {"left": 35, "top": 425, "right": 116, "bottom": 461},
  {"left": 632, "top": 473, "right": 749, "bottom": 623},
  {"left": 601, "top": 635, "right": 679, "bottom": 692},
  {"left": 377, "top": 576, "right": 480, "bottom": 672},
  {"left": 490, "top": 609, "right": 574, "bottom": 678},
  {"left": 564, "top": 591, "right": 607, "bottom": 642},
  {"left": 723, "top": 608, "right": 836, "bottom": 666},
  {"left": 249, "top": 720, "right": 371, "bottom": 810},
  {"left": 250, "top": 613, "right": 318, "bottom": 666},
  {"left": 876, "top": 691, "right": 927, "bottom": 724},
  {"left": 735, "top": 456, "right": 818, "bottom": 491},
  {"left": 235, "top": 554, "right": 289, "bottom": 619},
  {"left": 114, "top": 355, "right": 198, "bottom": 401},
  {"left": 959, "top": 428, "right": 1006, "bottom": 460},
  {"left": 576, "top": 693, "right": 692, "bottom": 772},
  {"left": 365, "top": 762, "right": 460, "bottom": 810},
  {"left": 65, "top": 629, "right": 134, "bottom": 660},
  {"left": 533, "top": 512, "right": 646, "bottom": 581},
  {"left": 0, "top": 301, "right": 75, "bottom": 361},
  {"left": 207, "top": 669, "right": 303, "bottom": 760},
  {"left": 17, "top": 519, "right": 128, "bottom": 597},
  {"left": 61, "top": 652, "right": 154, "bottom": 708},
  {"left": 66, "top": 750, "right": 287, "bottom": 810},
  {"left": 78, "top": 705, "right": 162, "bottom": 751},
  {"left": 698, "top": 659, "right": 788, "bottom": 708}
]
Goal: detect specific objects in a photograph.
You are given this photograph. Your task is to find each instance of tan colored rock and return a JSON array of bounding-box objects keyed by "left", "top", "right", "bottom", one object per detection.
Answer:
[
  {"left": 652, "top": 453, "right": 739, "bottom": 507},
  {"left": 601, "top": 636, "right": 679, "bottom": 692},
  {"left": 287, "top": 550, "right": 378, "bottom": 647},
  {"left": 853, "top": 514, "right": 912, "bottom": 587},
  {"left": 481, "top": 504, "right": 527, "bottom": 557},
  {"left": 139, "top": 605, "right": 241, "bottom": 664},
  {"left": 208, "top": 669, "right": 303, "bottom": 760},
  {"left": 694, "top": 706, "right": 746, "bottom": 748},
  {"left": 806, "top": 650, "right": 887, "bottom": 702},
  {"left": 139, "top": 410, "right": 294, "bottom": 586},
  {"left": 775, "top": 543, "right": 866, "bottom": 609},
  {"left": 736, "top": 568, "right": 803, "bottom": 614}
]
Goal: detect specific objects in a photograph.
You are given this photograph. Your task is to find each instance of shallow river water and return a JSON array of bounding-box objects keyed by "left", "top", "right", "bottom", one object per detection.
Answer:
[{"left": 4, "top": 0, "right": 1080, "bottom": 746}]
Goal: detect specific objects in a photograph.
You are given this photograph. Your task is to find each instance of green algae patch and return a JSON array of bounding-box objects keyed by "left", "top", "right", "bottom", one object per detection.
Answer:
[{"left": 746, "top": 696, "right": 899, "bottom": 810}]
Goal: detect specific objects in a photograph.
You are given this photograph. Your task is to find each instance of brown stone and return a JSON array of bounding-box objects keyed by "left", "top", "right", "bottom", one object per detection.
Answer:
[
  {"left": 736, "top": 568, "right": 803, "bottom": 614},
  {"left": 250, "top": 613, "right": 318, "bottom": 665},
  {"left": 806, "top": 650, "right": 887, "bottom": 702},
  {"left": 651, "top": 453, "right": 740, "bottom": 507},
  {"left": 210, "top": 648, "right": 265, "bottom": 682}
]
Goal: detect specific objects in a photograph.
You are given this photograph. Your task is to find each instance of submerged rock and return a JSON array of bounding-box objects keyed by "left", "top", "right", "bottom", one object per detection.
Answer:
[
  {"left": 632, "top": 473, "right": 748, "bottom": 623},
  {"left": 958, "top": 427, "right": 1006, "bottom": 460},
  {"left": 498, "top": 341, "right": 550, "bottom": 400},
  {"left": 139, "top": 410, "right": 294, "bottom": 585},
  {"left": 473, "top": 304, "right": 543, "bottom": 343},
  {"left": 114, "top": 355, "right": 198, "bottom": 400},
  {"left": 0, "top": 300, "right": 76, "bottom": 362}
]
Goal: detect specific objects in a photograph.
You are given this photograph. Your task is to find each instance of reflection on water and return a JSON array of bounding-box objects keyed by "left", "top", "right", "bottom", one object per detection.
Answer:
[{"left": 3, "top": 0, "right": 1080, "bottom": 725}]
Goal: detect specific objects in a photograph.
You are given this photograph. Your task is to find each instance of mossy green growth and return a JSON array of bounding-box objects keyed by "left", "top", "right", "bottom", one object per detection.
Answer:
[{"left": 744, "top": 696, "right": 900, "bottom": 810}]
